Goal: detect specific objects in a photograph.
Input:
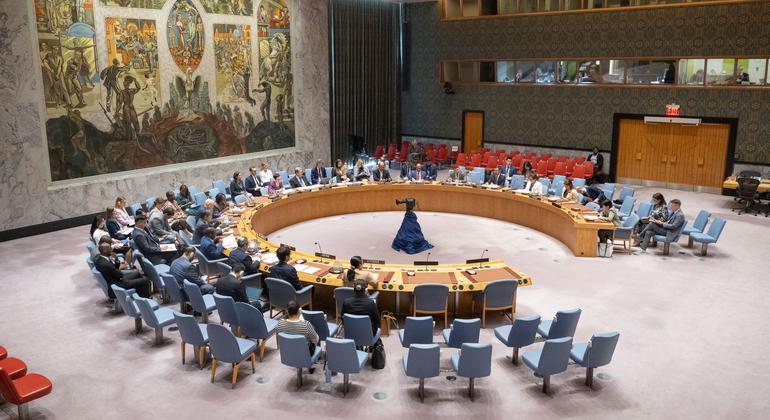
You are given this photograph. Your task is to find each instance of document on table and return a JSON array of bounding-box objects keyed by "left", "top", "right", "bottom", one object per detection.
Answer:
[
  {"left": 221, "top": 234, "right": 238, "bottom": 249},
  {"left": 261, "top": 253, "right": 279, "bottom": 265},
  {"left": 159, "top": 244, "right": 177, "bottom": 252},
  {"left": 293, "top": 264, "right": 321, "bottom": 274}
]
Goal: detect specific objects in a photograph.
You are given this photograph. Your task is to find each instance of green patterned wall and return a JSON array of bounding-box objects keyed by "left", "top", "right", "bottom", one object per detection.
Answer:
[{"left": 402, "top": 2, "right": 770, "bottom": 164}]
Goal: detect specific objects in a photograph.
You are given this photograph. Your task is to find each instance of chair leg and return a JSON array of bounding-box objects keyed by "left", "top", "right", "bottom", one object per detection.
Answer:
[
  {"left": 481, "top": 310, "right": 485, "bottom": 328},
  {"left": 232, "top": 362, "right": 240, "bottom": 389},
  {"left": 511, "top": 347, "right": 519, "bottom": 365},
  {"left": 18, "top": 403, "right": 29, "bottom": 420},
  {"left": 343, "top": 373, "right": 349, "bottom": 396},
  {"left": 155, "top": 327, "right": 164, "bottom": 345},
  {"left": 181, "top": 341, "right": 186, "bottom": 365},
  {"left": 296, "top": 367, "right": 303, "bottom": 388},
  {"left": 468, "top": 377, "right": 475, "bottom": 401},
  {"left": 444, "top": 311, "right": 448, "bottom": 330},
  {"left": 113, "top": 299, "right": 121, "bottom": 314},
  {"left": 251, "top": 353, "right": 256, "bottom": 373},
  {"left": 258, "top": 339, "right": 267, "bottom": 361},
  {"left": 542, "top": 375, "right": 551, "bottom": 394},
  {"left": 418, "top": 378, "right": 425, "bottom": 402},
  {"left": 586, "top": 367, "right": 594, "bottom": 388},
  {"left": 701, "top": 243, "right": 708, "bottom": 256},
  {"left": 663, "top": 242, "right": 670, "bottom": 256},
  {"left": 210, "top": 358, "right": 217, "bottom": 382},
  {"left": 134, "top": 318, "right": 143, "bottom": 334},
  {"left": 198, "top": 346, "right": 206, "bottom": 369},
  {"left": 202, "top": 311, "right": 209, "bottom": 324},
  {"left": 688, "top": 237, "right": 693, "bottom": 248}
]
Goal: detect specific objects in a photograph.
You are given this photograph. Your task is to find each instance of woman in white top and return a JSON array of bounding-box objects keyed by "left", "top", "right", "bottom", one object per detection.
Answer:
[
  {"left": 525, "top": 174, "right": 545, "bottom": 195},
  {"left": 258, "top": 162, "right": 273, "bottom": 185},
  {"left": 353, "top": 159, "right": 370, "bottom": 181},
  {"left": 114, "top": 196, "right": 134, "bottom": 228}
]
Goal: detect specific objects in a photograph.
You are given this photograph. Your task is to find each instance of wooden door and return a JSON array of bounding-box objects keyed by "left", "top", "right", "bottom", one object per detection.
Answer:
[
  {"left": 691, "top": 124, "right": 730, "bottom": 187},
  {"left": 463, "top": 111, "right": 484, "bottom": 152}
]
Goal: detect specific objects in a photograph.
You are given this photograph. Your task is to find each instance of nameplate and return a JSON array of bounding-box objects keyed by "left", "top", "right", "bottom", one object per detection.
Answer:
[
  {"left": 315, "top": 252, "right": 336, "bottom": 260},
  {"left": 363, "top": 258, "right": 385, "bottom": 265},
  {"left": 552, "top": 202, "right": 562, "bottom": 208},
  {"left": 280, "top": 243, "right": 296, "bottom": 251},
  {"left": 414, "top": 260, "right": 439, "bottom": 266},
  {"left": 465, "top": 258, "right": 489, "bottom": 264}
]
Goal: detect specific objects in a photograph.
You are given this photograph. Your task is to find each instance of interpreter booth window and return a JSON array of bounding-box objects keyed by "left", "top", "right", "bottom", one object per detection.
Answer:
[
  {"left": 519, "top": 0, "right": 537, "bottom": 13},
  {"left": 705, "top": 59, "right": 736, "bottom": 85},
  {"left": 677, "top": 59, "right": 706, "bottom": 85},
  {"left": 539, "top": 0, "right": 559, "bottom": 12},
  {"left": 577, "top": 61, "right": 602, "bottom": 84},
  {"left": 557, "top": 61, "right": 580, "bottom": 83},
  {"left": 480, "top": 61, "right": 496, "bottom": 83},
  {"left": 498, "top": 0, "right": 517, "bottom": 15},
  {"left": 516, "top": 61, "right": 538, "bottom": 83},
  {"left": 497, "top": 61, "right": 516, "bottom": 83},
  {"left": 563, "top": 0, "right": 582, "bottom": 10},
  {"left": 535, "top": 61, "right": 556, "bottom": 83},
  {"left": 626, "top": 60, "right": 676, "bottom": 84},
  {"left": 736, "top": 58, "right": 767, "bottom": 85},
  {"left": 601, "top": 60, "right": 626, "bottom": 83}
]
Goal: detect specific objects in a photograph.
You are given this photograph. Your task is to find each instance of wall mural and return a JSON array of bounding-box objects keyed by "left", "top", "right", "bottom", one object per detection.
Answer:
[{"left": 34, "top": 0, "right": 296, "bottom": 182}]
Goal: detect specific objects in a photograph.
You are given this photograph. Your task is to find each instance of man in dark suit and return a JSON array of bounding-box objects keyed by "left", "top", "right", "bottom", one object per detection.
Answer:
[
  {"left": 637, "top": 199, "right": 685, "bottom": 253},
  {"left": 577, "top": 186, "right": 606, "bottom": 205},
  {"left": 372, "top": 161, "right": 391, "bottom": 182},
  {"left": 148, "top": 207, "right": 176, "bottom": 242},
  {"left": 228, "top": 238, "right": 260, "bottom": 275},
  {"left": 199, "top": 227, "right": 224, "bottom": 261},
  {"left": 409, "top": 163, "right": 426, "bottom": 181},
  {"left": 400, "top": 162, "right": 411, "bottom": 180},
  {"left": 500, "top": 157, "right": 517, "bottom": 178},
  {"left": 310, "top": 159, "right": 326, "bottom": 185},
  {"left": 341, "top": 281, "right": 380, "bottom": 334},
  {"left": 424, "top": 162, "right": 438, "bottom": 181},
  {"left": 215, "top": 263, "right": 250, "bottom": 304},
  {"left": 193, "top": 210, "right": 220, "bottom": 244},
  {"left": 169, "top": 246, "right": 215, "bottom": 294},
  {"left": 268, "top": 245, "right": 302, "bottom": 290},
  {"left": 133, "top": 215, "right": 170, "bottom": 264},
  {"left": 289, "top": 167, "right": 311, "bottom": 189},
  {"left": 485, "top": 167, "right": 506, "bottom": 186},
  {"left": 587, "top": 147, "right": 604, "bottom": 179},
  {"left": 94, "top": 243, "right": 152, "bottom": 297},
  {"left": 245, "top": 166, "right": 263, "bottom": 196}
]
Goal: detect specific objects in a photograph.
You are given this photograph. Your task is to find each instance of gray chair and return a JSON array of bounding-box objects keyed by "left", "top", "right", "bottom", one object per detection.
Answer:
[
  {"left": 412, "top": 284, "right": 449, "bottom": 329},
  {"left": 302, "top": 310, "right": 339, "bottom": 342},
  {"left": 616, "top": 195, "right": 636, "bottom": 220},
  {"left": 494, "top": 314, "right": 541, "bottom": 365},
  {"left": 689, "top": 217, "right": 726, "bottom": 256},
  {"left": 538, "top": 308, "right": 581, "bottom": 340},
  {"left": 442, "top": 318, "right": 481, "bottom": 349},
  {"left": 213, "top": 293, "right": 239, "bottom": 333},
  {"left": 570, "top": 331, "right": 620, "bottom": 387},
  {"left": 398, "top": 316, "right": 434, "bottom": 348},
  {"left": 264, "top": 277, "right": 313, "bottom": 317},
  {"left": 343, "top": 314, "right": 381, "bottom": 348},
  {"left": 333, "top": 287, "right": 354, "bottom": 323},
  {"left": 135, "top": 297, "right": 176, "bottom": 345},
  {"left": 450, "top": 343, "right": 493, "bottom": 400},
  {"left": 195, "top": 248, "right": 228, "bottom": 277},
  {"left": 137, "top": 254, "right": 170, "bottom": 302},
  {"left": 471, "top": 279, "right": 517, "bottom": 327},
  {"left": 207, "top": 324, "right": 257, "bottom": 388},
  {"left": 161, "top": 273, "right": 187, "bottom": 313},
  {"left": 612, "top": 187, "right": 635, "bottom": 209},
  {"left": 326, "top": 337, "right": 368, "bottom": 396},
  {"left": 111, "top": 285, "right": 158, "bottom": 334},
  {"left": 173, "top": 311, "right": 210, "bottom": 369},
  {"left": 91, "top": 269, "right": 119, "bottom": 313},
  {"left": 613, "top": 213, "right": 639, "bottom": 254},
  {"left": 235, "top": 302, "right": 278, "bottom": 361},
  {"left": 654, "top": 217, "right": 688, "bottom": 255},
  {"left": 682, "top": 209, "right": 711, "bottom": 247},
  {"left": 403, "top": 343, "right": 441, "bottom": 402},
  {"left": 522, "top": 337, "right": 574, "bottom": 394},
  {"left": 184, "top": 279, "right": 217, "bottom": 323},
  {"left": 278, "top": 332, "right": 322, "bottom": 388}
]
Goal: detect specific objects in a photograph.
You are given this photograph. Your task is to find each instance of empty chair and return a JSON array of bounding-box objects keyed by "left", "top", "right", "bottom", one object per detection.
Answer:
[
  {"left": 616, "top": 196, "right": 636, "bottom": 219},
  {"left": 412, "top": 284, "right": 449, "bottom": 329},
  {"left": 333, "top": 287, "right": 354, "bottom": 323},
  {"left": 343, "top": 314, "right": 381, "bottom": 348},
  {"left": 689, "top": 218, "right": 726, "bottom": 256},
  {"left": 234, "top": 194, "right": 248, "bottom": 205},
  {"left": 732, "top": 177, "right": 761, "bottom": 215},
  {"left": 278, "top": 332, "right": 322, "bottom": 388},
  {"left": 236, "top": 302, "right": 278, "bottom": 361},
  {"left": 136, "top": 254, "right": 170, "bottom": 301},
  {"left": 450, "top": 343, "right": 493, "bottom": 400},
  {"left": 0, "top": 366, "right": 53, "bottom": 420},
  {"left": 0, "top": 357, "right": 26, "bottom": 380},
  {"left": 213, "top": 293, "right": 239, "bottom": 333},
  {"left": 509, "top": 174, "right": 525, "bottom": 190},
  {"left": 111, "top": 285, "right": 158, "bottom": 334},
  {"left": 398, "top": 316, "right": 434, "bottom": 348},
  {"left": 522, "top": 337, "right": 573, "bottom": 394},
  {"left": 135, "top": 297, "right": 176, "bottom": 345},
  {"left": 471, "top": 279, "right": 517, "bottom": 327},
  {"left": 682, "top": 209, "right": 711, "bottom": 247},
  {"left": 612, "top": 187, "right": 635, "bottom": 209},
  {"left": 173, "top": 311, "right": 210, "bottom": 369},
  {"left": 145, "top": 197, "right": 155, "bottom": 210},
  {"left": 302, "top": 310, "right": 339, "bottom": 343},
  {"left": 494, "top": 314, "right": 541, "bottom": 365},
  {"left": 212, "top": 180, "right": 227, "bottom": 196},
  {"left": 442, "top": 318, "right": 481, "bottom": 349},
  {"left": 601, "top": 187, "right": 614, "bottom": 203},
  {"left": 570, "top": 331, "right": 620, "bottom": 387},
  {"left": 128, "top": 202, "right": 143, "bottom": 216},
  {"left": 550, "top": 178, "right": 565, "bottom": 197},
  {"left": 207, "top": 324, "right": 257, "bottom": 388},
  {"left": 403, "top": 343, "right": 440, "bottom": 402},
  {"left": 635, "top": 201, "right": 652, "bottom": 218},
  {"left": 538, "top": 308, "right": 581, "bottom": 340},
  {"left": 184, "top": 279, "right": 217, "bottom": 323},
  {"left": 572, "top": 178, "right": 586, "bottom": 188},
  {"left": 195, "top": 248, "right": 228, "bottom": 277},
  {"left": 193, "top": 192, "right": 207, "bottom": 207},
  {"left": 613, "top": 213, "right": 639, "bottom": 253},
  {"left": 538, "top": 178, "right": 551, "bottom": 195},
  {"left": 161, "top": 273, "right": 187, "bottom": 313},
  {"left": 264, "top": 277, "right": 313, "bottom": 317},
  {"left": 326, "top": 337, "right": 368, "bottom": 396}
]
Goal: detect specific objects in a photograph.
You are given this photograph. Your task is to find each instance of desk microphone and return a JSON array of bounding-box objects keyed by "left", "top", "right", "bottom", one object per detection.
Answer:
[
  {"left": 314, "top": 242, "right": 323, "bottom": 254},
  {"left": 426, "top": 252, "right": 431, "bottom": 264},
  {"left": 480, "top": 249, "right": 488, "bottom": 260}
]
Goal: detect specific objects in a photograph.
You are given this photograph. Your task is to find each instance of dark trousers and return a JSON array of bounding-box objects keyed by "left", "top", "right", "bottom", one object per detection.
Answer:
[{"left": 120, "top": 270, "right": 152, "bottom": 298}]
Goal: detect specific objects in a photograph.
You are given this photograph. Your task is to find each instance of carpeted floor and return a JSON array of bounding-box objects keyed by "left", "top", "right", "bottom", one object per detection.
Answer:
[{"left": 1, "top": 183, "right": 769, "bottom": 420}]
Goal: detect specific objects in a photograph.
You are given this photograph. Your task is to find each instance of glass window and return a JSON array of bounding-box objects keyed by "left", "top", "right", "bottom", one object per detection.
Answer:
[
  {"left": 496, "top": 61, "right": 516, "bottom": 83},
  {"left": 736, "top": 58, "right": 767, "bottom": 85},
  {"left": 480, "top": 61, "right": 496, "bottom": 82},
  {"left": 626, "top": 60, "right": 676, "bottom": 84},
  {"left": 458, "top": 61, "right": 479, "bottom": 83},
  {"left": 705, "top": 58, "right": 735, "bottom": 85},
  {"left": 515, "top": 61, "right": 537, "bottom": 83},
  {"left": 577, "top": 61, "right": 602, "bottom": 84},
  {"left": 587, "top": 0, "right": 604, "bottom": 9},
  {"left": 677, "top": 59, "right": 705, "bottom": 85},
  {"left": 443, "top": 62, "right": 460, "bottom": 83},
  {"left": 563, "top": 0, "right": 582, "bottom": 10},
  {"left": 535, "top": 61, "right": 556, "bottom": 83},
  {"left": 539, "top": 0, "right": 559, "bottom": 12},
  {"left": 519, "top": 0, "right": 537, "bottom": 13},
  {"left": 557, "top": 61, "right": 580, "bottom": 83},
  {"left": 600, "top": 60, "right": 626, "bottom": 83},
  {"left": 498, "top": 0, "right": 517, "bottom": 14}
]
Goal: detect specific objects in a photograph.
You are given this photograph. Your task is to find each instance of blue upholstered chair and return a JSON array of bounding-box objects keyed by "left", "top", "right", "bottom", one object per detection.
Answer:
[
  {"left": 145, "top": 197, "right": 155, "bottom": 210},
  {"left": 207, "top": 324, "right": 257, "bottom": 388},
  {"left": 264, "top": 277, "right": 313, "bottom": 317},
  {"left": 326, "top": 337, "right": 368, "bottom": 395},
  {"left": 612, "top": 187, "right": 635, "bottom": 209},
  {"left": 207, "top": 188, "right": 220, "bottom": 201},
  {"left": 188, "top": 185, "right": 198, "bottom": 196},
  {"left": 635, "top": 201, "right": 652, "bottom": 218},
  {"left": 689, "top": 217, "right": 726, "bottom": 256},
  {"left": 538, "top": 308, "right": 581, "bottom": 340},
  {"left": 613, "top": 213, "right": 639, "bottom": 253},
  {"left": 236, "top": 302, "right": 278, "bottom": 361},
  {"left": 471, "top": 279, "right": 517, "bottom": 327},
  {"left": 277, "top": 171, "right": 290, "bottom": 188},
  {"left": 302, "top": 310, "right": 339, "bottom": 342},
  {"left": 90, "top": 269, "right": 118, "bottom": 312},
  {"left": 442, "top": 318, "right": 481, "bottom": 349},
  {"left": 413, "top": 284, "right": 449, "bottom": 328},
  {"left": 160, "top": 272, "right": 187, "bottom": 313},
  {"left": 184, "top": 279, "right": 217, "bottom": 323},
  {"left": 136, "top": 254, "right": 170, "bottom": 302},
  {"left": 278, "top": 332, "right": 322, "bottom": 388},
  {"left": 682, "top": 209, "right": 711, "bottom": 247},
  {"left": 572, "top": 178, "right": 586, "bottom": 188},
  {"left": 494, "top": 314, "right": 541, "bottom": 365},
  {"left": 398, "top": 316, "right": 434, "bottom": 348},
  {"left": 343, "top": 314, "right": 381, "bottom": 348},
  {"left": 234, "top": 194, "right": 248, "bottom": 205},
  {"left": 522, "top": 337, "right": 573, "bottom": 394},
  {"left": 450, "top": 343, "right": 493, "bottom": 400},
  {"left": 538, "top": 178, "right": 551, "bottom": 194},
  {"left": 570, "top": 331, "right": 620, "bottom": 387},
  {"left": 213, "top": 293, "right": 239, "bottom": 333},
  {"left": 654, "top": 216, "right": 688, "bottom": 256},
  {"left": 135, "top": 297, "right": 176, "bottom": 345},
  {"left": 324, "top": 167, "right": 333, "bottom": 178},
  {"left": 601, "top": 186, "right": 615, "bottom": 203},
  {"left": 468, "top": 167, "right": 485, "bottom": 184},
  {"left": 193, "top": 192, "right": 207, "bottom": 207},
  {"left": 173, "top": 311, "right": 210, "bottom": 369},
  {"left": 549, "top": 178, "right": 565, "bottom": 197},
  {"left": 259, "top": 186, "right": 269, "bottom": 196},
  {"left": 111, "top": 285, "right": 158, "bottom": 334},
  {"left": 195, "top": 248, "right": 228, "bottom": 277},
  {"left": 333, "top": 287, "right": 354, "bottom": 323},
  {"left": 509, "top": 174, "right": 525, "bottom": 190},
  {"left": 212, "top": 180, "right": 227, "bottom": 197},
  {"left": 128, "top": 203, "right": 143, "bottom": 216},
  {"left": 403, "top": 343, "right": 440, "bottom": 402},
  {"left": 616, "top": 196, "right": 636, "bottom": 220}
]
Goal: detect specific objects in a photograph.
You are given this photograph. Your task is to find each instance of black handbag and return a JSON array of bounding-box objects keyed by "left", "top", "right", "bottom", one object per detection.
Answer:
[{"left": 371, "top": 338, "right": 386, "bottom": 369}]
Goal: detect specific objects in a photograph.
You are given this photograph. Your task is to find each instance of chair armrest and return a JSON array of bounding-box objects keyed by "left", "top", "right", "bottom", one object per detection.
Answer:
[
  {"left": 209, "top": 257, "right": 229, "bottom": 264},
  {"left": 296, "top": 285, "right": 314, "bottom": 297},
  {"left": 241, "top": 272, "right": 262, "bottom": 282},
  {"left": 125, "top": 288, "right": 136, "bottom": 295}
]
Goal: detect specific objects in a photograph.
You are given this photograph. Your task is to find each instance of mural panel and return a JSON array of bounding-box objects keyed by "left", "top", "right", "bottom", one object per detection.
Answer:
[
  {"left": 201, "top": 0, "right": 253, "bottom": 16},
  {"left": 167, "top": 0, "right": 205, "bottom": 73},
  {"left": 213, "top": 24, "right": 252, "bottom": 105},
  {"left": 101, "top": 0, "right": 164, "bottom": 8}
]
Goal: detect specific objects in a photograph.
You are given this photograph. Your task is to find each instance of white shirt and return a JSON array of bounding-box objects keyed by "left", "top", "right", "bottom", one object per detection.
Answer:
[
  {"left": 525, "top": 181, "right": 545, "bottom": 195},
  {"left": 259, "top": 169, "right": 273, "bottom": 184},
  {"left": 93, "top": 228, "right": 110, "bottom": 243}
]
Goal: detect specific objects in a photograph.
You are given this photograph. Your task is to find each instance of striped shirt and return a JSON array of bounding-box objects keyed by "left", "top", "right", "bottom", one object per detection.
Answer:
[{"left": 277, "top": 318, "right": 319, "bottom": 345}]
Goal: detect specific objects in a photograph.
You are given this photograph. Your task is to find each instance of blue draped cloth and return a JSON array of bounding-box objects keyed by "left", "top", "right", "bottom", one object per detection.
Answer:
[{"left": 392, "top": 210, "right": 433, "bottom": 254}]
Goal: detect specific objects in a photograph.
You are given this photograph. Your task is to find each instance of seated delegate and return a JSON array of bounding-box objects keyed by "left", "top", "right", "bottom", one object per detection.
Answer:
[
  {"left": 372, "top": 161, "right": 391, "bottom": 182},
  {"left": 310, "top": 159, "right": 327, "bottom": 184},
  {"left": 342, "top": 256, "right": 378, "bottom": 288},
  {"left": 133, "top": 215, "right": 177, "bottom": 264},
  {"left": 228, "top": 238, "right": 260, "bottom": 275},
  {"left": 277, "top": 300, "right": 320, "bottom": 362},
  {"left": 637, "top": 199, "right": 685, "bottom": 253},
  {"left": 245, "top": 166, "right": 263, "bottom": 196},
  {"left": 446, "top": 167, "right": 465, "bottom": 182},
  {"left": 341, "top": 281, "right": 380, "bottom": 335},
  {"left": 169, "top": 246, "right": 215, "bottom": 294},
  {"left": 485, "top": 167, "right": 506, "bottom": 186},
  {"left": 289, "top": 167, "right": 311, "bottom": 188},
  {"left": 230, "top": 171, "right": 247, "bottom": 201},
  {"left": 269, "top": 245, "right": 303, "bottom": 290},
  {"left": 94, "top": 242, "right": 152, "bottom": 298},
  {"left": 215, "top": 263, "right": 251, "bottom": 304},
  {"left": 199, "top": 227, "right": 224, "bottom": 261}
]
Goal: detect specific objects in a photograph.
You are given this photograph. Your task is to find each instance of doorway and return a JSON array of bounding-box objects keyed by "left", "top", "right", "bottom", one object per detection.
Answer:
[{"left": 462, "top": 111, "right": 484, "bottom": 152}]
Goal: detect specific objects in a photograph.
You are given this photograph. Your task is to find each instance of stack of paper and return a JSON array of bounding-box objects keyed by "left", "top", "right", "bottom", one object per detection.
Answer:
[
  {"left": 261, "top": 253, "right": 279, "bottom": 265},
  {"left": 221, "top": 235, "right": 238, "bottom": 249}
]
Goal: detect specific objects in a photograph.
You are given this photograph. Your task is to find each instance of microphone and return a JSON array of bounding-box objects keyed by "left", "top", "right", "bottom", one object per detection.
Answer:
[
  {"left": 426, "top": 252, "right": 431, "bottom": 263},
  {"left": 480, "top": 249, "right": 488, "bottom": 260},
  {"left": 314, "top": 242, "right": 323, "bottom": 254}
]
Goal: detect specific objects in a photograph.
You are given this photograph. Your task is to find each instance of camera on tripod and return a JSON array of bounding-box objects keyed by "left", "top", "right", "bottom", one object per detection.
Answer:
[{"left": 395, "top": 197, "right": 416, "bottom": 211}]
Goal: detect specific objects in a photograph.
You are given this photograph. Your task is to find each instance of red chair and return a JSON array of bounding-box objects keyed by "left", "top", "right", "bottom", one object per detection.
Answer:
[
  {"left": 575, "top": 156, "right": 586, "bottom": 164},
  {"left": 0, "top": 368, "right": 53, "bottom": 420},
  {"left": 546, "top": 158, "right": 557, "bottom": 175},
  {"left": 467, "top": 154, "right": 482, "bottom": 170},
  {"left": 583, "top": 161, "right": 595, "bottom": 180},
  {"left": 0, "top": 346, "right": 7, "bottom": 359},
  {"left": 512, "top": 156, "right": 523, "bottom": 169},
  {"left": 453, "top": 153, "right": 466, "bottom": 168},
  {"left": 541, "top": 153, "right": 552, "bottom": 160},
  {"left": 565, "top": 160, "right": 575, "bottom": 177},
  {"left": 425, "top": 149, "right": 435, "bottom": 163},
  {"left": 398, "top": 143, "right": 409, "bottom": 164},
  {"left": 450, "top": 147, "right": 459, "bottom": 162},
  {"left": 0, "top": 357, "right": 27, "bottom": 380},
  {"left": 481, "top": 151, "right": 492, "bottom": 166},
  {"left": 495, "top": 148, "right": 505, "bottom": 155},
  {"left": 486, "top": 156, "right": 498, "bottom": 170},
  {"left": 436, "top": 147, "right": 449, "bottom": 166},
  {"left": 385, "top": 145, "right": 397, "bottom": 162},
  {"left": 552, "top": 162, "right": 567, "bottom": 179},
  {"left": 536, "top": 160, "right": 548, "bottom": 177},
  {"left": 373, "top": 145, "right": 384, "bottom": 159},
  {"left": 569, "top": 164, "right": 585, "bottom": 180}
]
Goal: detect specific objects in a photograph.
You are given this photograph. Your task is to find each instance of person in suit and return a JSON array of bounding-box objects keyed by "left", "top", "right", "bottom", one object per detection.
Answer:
[
  {"left": 409, "top": 163, "right": 426, "bottom": 181},
  {"left": 310, "top": 159, "right": 326, "bottom": 184},
  {"left": 341, "top": 281, "right": 380, "bottom": 335},
  {"left": 94, "top": 243, "right": 152, "bottom": 298},
  {"left": 485, "top": 167, "right": 506, "bottom": 186},
  {"left": 133, "top": 215, "right": 172, "bottom": 265},
  {"left": 230, "top": 171, "right": 247, "bottom": 201},
  {"left": 577, "top": 186, "right": 606, "bottom": 205},
  {"left": 637, "top": 199, "right": 685, "bottom": 253},
  {"left": 269, "top": 245, "right": 303, "bottom": 290},
  {"left": 245, "top": 166, "right": 263, "bottom": 196},
  {"left": 268, "top": 173, "right": 285, "bottom": 194},
  {"left": 587, "top": 147, "right": 604, "bottom": 179},
  {"left": 215, "top": 263, "right": 250, "bottom": 304},
  {"left": 148, "top": 207, "right": 176, "bottom": 243},
  {"left": 524, "top": 173, "right": 545, "bottom": 195},
  {"left": 372, "top": 161, "right": 391, "bottom": 182},
  {"left": 228, "top": 238, "right": 260, "bottom": 275},
  {"left": 399, "top": 162, "right": 411, "bottom": 180},
  {"left": 446, "top": 167, "right": 465, "bottom": 182},
  {"left": 169, "top": 246, "right": 215, "bottom": 294},
  {"left": 424, "top": 162, "right": 438, "bottom": 181},
  {"left": 289, "top": 167, "right": 311, "bottom": 188},
  {"left": 199, "top": 227, "right": 224, "bottom": 260},
  {"left": 500, "top": 157, "right": 518, "bottom": 178},
  {"left": 193, "top": 210, "right": 219, "bottom": 244}
]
